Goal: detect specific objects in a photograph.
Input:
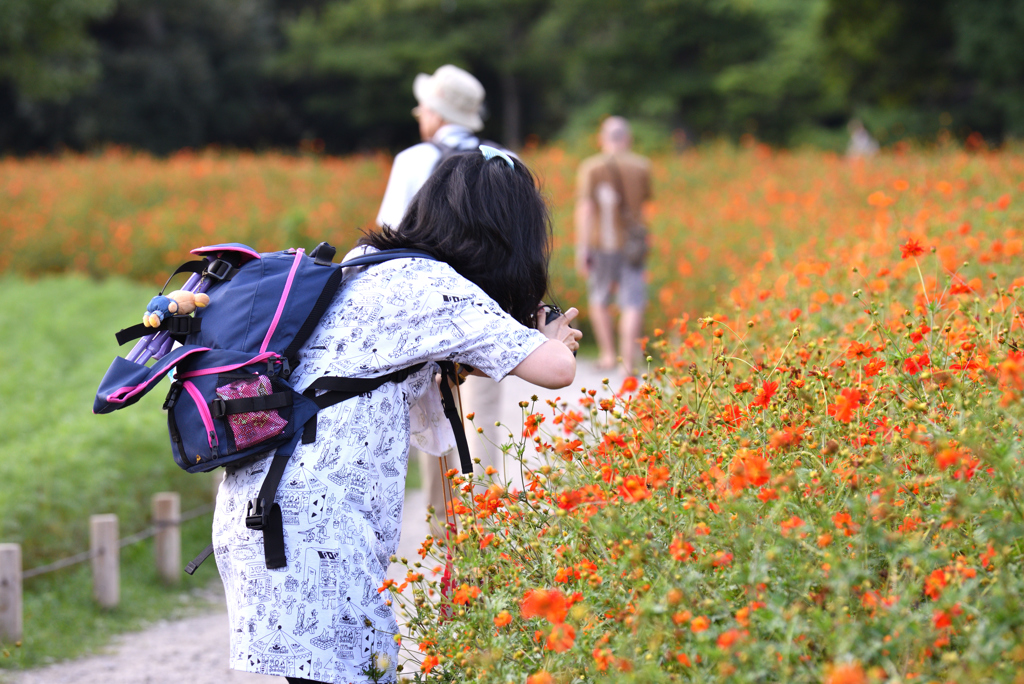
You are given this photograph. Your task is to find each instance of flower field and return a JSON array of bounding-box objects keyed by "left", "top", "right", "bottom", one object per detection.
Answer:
[
  {"left": 6, "top": 142, "right": 1000, "bottom": 330},
  {"left": 390, "top": 148, "right": 1024, "bottom": 683},
  {"left": 5, "top": 144, "right": 1024, "bottom": 681}
]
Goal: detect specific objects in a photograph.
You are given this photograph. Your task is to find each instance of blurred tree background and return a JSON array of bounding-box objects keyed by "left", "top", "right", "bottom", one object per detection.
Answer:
[{"left": 0, "top": 0, "right": 1016, "bottom": 155}]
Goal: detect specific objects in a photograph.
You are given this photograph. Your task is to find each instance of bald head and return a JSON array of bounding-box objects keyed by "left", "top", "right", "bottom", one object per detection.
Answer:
[{"left": 599, "top": 116, "right": 632, "bottom": 154}]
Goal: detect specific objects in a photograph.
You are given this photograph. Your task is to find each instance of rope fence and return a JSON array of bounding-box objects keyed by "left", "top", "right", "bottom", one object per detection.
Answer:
[
  {"left": 21, "top": 503, "right": 214, "bottom": 581},
  {"left": 0, "top": 473, "right": 224, "bottom": 643}
]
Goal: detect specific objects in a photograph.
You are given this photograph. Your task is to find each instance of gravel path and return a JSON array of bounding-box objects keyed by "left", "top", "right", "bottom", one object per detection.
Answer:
[{"left": 5, "top": 359, "right": 624, "bottom": 684}]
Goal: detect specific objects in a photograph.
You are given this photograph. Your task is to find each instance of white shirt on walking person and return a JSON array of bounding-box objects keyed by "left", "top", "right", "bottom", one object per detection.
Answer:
[{"left": 375, "top": 124, "right": 482, "bottom": 229}]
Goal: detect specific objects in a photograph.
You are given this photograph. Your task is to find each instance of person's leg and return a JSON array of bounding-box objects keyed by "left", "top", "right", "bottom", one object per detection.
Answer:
[
  {"left": 589, "top": 300, "right": 617, "bottom": 369},
  {"left": 287, "top": 678, "right": 329, "bottom": 684},
  {"left": 619, "top": 307, "right": 644, "bottom": 374},
  {"left": 458, "top": 375, "right": 505, "bottom": 479},
  {"left": 418, "top": 448, "right": 452, "bottom": 539},
  {"left": 617, "top": 263, "right": 648, "bottom": 374},
  {"left": 588, "top": 251, "right": 618, "bottom": 369}
]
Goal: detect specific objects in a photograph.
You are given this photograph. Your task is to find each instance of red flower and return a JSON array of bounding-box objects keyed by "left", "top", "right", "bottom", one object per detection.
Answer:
[
  {"left": 900, "top": 238, "right": 926, "bottom": 259},
  {"left": 523, "top": 412, "right": 544, "bottom": 437},
  {"left": 749, "top": 380, "right": 779, "bottom": 408},
  {"left": 845, "top": 341, "right": 874, "bottom": 359},
  {"left": 828, "top": 388, "right": 862, "bottom": 422},
  {"left": 864, "top": 357, "right": 885, "bottom": 377}
]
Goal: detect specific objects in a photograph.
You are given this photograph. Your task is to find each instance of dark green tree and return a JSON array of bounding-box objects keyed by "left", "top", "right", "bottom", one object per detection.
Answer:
[
  {"left": 277, "top": 0, "right": 558, "bottom": 151},
  {"left": 0, "top": 0, "right": 116, "bottom": 102},
  {"left": 952, "top": 0, "right": 1024, "bottom": 138}
]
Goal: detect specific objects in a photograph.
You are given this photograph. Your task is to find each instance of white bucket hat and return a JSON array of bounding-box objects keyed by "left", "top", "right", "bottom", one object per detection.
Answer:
[{"left": 413, "top": 65, "right": 485, "bottom": 132}]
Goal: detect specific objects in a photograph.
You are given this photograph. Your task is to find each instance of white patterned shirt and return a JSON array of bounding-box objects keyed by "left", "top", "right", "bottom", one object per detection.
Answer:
[{"left": 212, "top": 248, "right": 546, "bottom": 683}]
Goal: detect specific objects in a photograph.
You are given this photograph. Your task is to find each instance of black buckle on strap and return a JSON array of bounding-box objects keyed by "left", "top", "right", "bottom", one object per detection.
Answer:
[
  {"left": 163, "top": 382, "right": 183, "bottom": 410},
  {"left": 166, "top": 315, "right": 198, "bottom": 336},
  {"left": 269, "top": 357, "right": 291, "bottom": 379},
  {"left": 245, "top": 498, "right": 268, "bottom": 530},
  {"left": 205, "top": 258, "right": 236, "bottom": 281},
  {"left": 310, "top": 241, "right": 336, "bottom": 266},
  {"left": 210, "top": 398, "right": 227, "bottom": 419}
]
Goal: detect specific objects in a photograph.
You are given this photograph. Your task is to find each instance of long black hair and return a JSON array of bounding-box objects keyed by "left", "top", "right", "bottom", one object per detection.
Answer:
[{"left": 363, "top": 151, "right": 551, "bottom": 327}]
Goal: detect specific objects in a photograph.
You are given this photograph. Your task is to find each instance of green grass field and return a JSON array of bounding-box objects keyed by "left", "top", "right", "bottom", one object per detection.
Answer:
[{"left": 0, "top": 273, "right": 424, "bottom": 670}]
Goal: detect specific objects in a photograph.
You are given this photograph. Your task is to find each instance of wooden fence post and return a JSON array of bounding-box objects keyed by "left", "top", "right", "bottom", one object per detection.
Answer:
[
  {"left": 153, "top": 492, "right": 181, "bottom": 585},
  {"left": 90, "top": 514, "right": 119, "bottom": 608},
  {"left": 0, "top": 544, "right": 21, "bottom": 643}
]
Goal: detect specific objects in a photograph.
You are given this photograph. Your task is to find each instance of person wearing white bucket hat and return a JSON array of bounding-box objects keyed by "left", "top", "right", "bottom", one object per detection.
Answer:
[
  {"left": 375, "top": 64, "right": 488, "bottom": 230},
  {"left": 376, "top": 64, "right": 516, "bottom": 538}
]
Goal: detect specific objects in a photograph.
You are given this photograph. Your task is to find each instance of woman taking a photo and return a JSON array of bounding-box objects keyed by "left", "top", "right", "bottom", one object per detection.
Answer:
[{"left": 211, "top": 148, "right": 582, "bottom": 684}]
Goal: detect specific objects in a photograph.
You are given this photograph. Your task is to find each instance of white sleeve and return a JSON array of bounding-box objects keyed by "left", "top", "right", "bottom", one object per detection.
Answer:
[{"left": 375, "top": 144, "right": 441, "bottom": 229}]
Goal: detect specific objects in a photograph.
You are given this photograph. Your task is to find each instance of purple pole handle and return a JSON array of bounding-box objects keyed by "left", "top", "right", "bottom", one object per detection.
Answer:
[{"left": 125, "top": 272, "right": 205, "bottom": 364}]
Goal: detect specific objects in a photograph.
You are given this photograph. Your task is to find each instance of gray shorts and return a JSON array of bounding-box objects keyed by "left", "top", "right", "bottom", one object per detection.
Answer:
[{"left": 587, "top": 250, "right": 646, "bottom": 309}]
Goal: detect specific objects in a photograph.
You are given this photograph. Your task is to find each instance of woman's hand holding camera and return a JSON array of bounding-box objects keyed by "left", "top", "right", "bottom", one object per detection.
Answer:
[{"left": 538, "top": 304, "right": 583, "bottom": 355}]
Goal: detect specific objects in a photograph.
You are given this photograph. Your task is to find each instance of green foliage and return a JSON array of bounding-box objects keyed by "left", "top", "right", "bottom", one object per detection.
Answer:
[
  {"left": 0, "top": 275, "right": 215, "bottom": 569},
  {"left": 0, "top": 0, "right": 116, "bottom": 102},
  {"left": 9, "top": 0, "right": 1024, "bottom": 151}
]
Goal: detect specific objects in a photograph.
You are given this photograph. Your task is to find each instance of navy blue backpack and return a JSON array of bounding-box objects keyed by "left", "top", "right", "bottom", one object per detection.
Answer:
[{"left": 95, "top": 242, "right": 472, "bottom": 572}]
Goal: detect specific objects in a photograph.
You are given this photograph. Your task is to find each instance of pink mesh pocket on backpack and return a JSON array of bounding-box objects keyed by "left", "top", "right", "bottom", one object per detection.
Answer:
[{"left": 215, "top": 376, "right": 287, "bottom": 450}]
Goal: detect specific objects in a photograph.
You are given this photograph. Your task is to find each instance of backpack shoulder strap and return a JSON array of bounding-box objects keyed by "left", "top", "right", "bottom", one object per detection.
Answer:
[
  {"left": 438, "top": 362, "right": 473, "bottom": 474},
  {"left": 282, "top": 249, "right": 435, "bottom": 363}
]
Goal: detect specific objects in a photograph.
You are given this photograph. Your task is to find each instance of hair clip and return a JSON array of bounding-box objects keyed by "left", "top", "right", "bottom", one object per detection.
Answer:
[{"left": 479, "top": 144, "right": 514, "bottom": 169}]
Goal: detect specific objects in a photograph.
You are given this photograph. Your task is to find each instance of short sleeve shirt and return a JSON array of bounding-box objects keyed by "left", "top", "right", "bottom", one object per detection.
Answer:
[
  {"left": 212, "top": 248, "right": 548, "bottom": 683},
  {"left": 576, "top": 152, "right": 652, "bottom": 251},
  {"left": 375, "top": 125, "right": 481, "bottom": 230}
]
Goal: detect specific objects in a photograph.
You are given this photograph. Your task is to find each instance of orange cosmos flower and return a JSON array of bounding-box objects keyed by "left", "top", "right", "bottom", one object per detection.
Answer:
[
  {"left": 825, "top": 661, "right": 867, "bottom": 684},
  {"left": 729, "top": 449, "right": 770, "bottom": 490},
  {"left": 647, "top": 465, "right": 670, "bottom": 488},
  {"left": 868, "top": 191, "right": 894, "bottom": 208},
  {"left": 494, "top": 610, "right": 512, "bottom": 628},
  {"left": 527, "top": 671, "right": 553, "bottom": 684},
  {"left": 545, "top": 622, "right": 576, "bottom": 652},
  {"left": 717, "top": 628, "right": 742, "bottom": 650},
  {"left": 420, "top": 655, "right": 439, "bottom": 673},
  {"left": 690, "top": 615, "right": 710, "bottom": 632},
  {"left": 924, "top": 569, "right": 947, "bottom": 600},
  {"left": 670, "top": 535, "right": 695, "bottom": 562},
  {"left": 618, "top": 475, "right": 651, "bottom": 503},
  {"left": 452, "top": 583, "right": 480, "bottom": 605},
  {"left": 521, "top": 588, "right": 568, "bottom": 624}
]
